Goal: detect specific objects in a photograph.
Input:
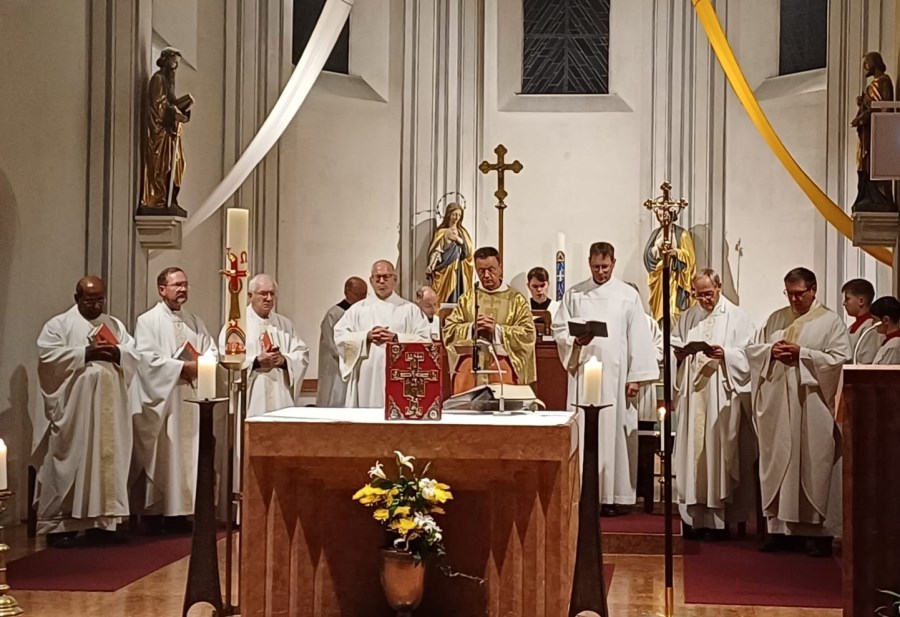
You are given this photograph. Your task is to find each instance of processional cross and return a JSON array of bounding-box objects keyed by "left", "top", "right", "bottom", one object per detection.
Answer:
[
  {"left": 642, "top": 181, "right": 688, "bottom": 617},
  {"left": 479, "top": 144, "right": 523, "bottom": 259}
]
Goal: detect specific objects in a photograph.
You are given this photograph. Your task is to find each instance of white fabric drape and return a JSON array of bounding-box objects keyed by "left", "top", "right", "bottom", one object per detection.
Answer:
[{"left": 181, "top": 0, "right": 354, "bottom": 239}]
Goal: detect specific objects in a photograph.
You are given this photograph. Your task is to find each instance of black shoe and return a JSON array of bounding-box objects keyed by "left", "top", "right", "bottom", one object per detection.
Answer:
[
  {"left": 85, "top": 528, "right": 129, "bottom": 546},
  {"left": 164, "top": 516, "right": 193, "bottom": 535},
  {"left": 142, "top": 515, "right": 164, "bottom": 536},
  {"left": 47, "top": 532, "right": 83, "bottom": 549},
  {"left": 759, "top": 533, "right": 789, "bottom": 552},
  {"left": 600, "top": 505, "right": 618, "bottom": 517},
  {"left": 806, "top": 537, "right": 833, "bottom": 558},
  {"left": 681, "top": 523, "right": 704, "bottom": 541}
]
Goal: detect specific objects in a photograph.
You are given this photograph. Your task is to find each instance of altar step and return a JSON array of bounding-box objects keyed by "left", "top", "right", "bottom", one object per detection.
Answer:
[{"left": 601, "top": 511, "right": 685, "bottom": 555}]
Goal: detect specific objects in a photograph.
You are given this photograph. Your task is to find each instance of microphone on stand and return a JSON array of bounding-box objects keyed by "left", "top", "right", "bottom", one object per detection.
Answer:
[{"left": 472, "top": 281, "right": 481, "bottom": 375}]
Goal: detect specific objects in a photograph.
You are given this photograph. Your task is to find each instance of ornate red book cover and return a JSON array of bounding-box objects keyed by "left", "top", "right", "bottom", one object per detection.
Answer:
[{"left": 385, "top": 342, "right": 443, "bottom": 421}]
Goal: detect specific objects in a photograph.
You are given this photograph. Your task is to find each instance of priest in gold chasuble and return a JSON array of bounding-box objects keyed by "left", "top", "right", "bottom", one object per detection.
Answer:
[{"left": 443, "top": 247, "right": 536, "bottom": 393}]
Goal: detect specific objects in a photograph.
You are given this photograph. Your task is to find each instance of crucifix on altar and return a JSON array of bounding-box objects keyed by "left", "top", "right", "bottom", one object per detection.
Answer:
[{"left": 479, "top": 144, "right": 523, "bottom": 259}]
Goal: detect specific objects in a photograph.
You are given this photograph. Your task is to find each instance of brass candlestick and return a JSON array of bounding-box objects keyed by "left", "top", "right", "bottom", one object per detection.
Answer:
[{"left": 0, "top": 490, "right": 23, "bottom": 616}]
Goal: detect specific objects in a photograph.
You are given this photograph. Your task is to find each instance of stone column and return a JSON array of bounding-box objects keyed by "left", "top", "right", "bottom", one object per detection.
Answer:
[
  {"left": 645, "top": 0, "right": 730, "bottom": 293},
  {"left": 84, "top": 0, "right": 152, "bottom": 324},
  {"left": 224, "top": 0, "right": 292, "bottom": 277},
  {"left": 399, "top": 0, "right": 484, "bottom": 297}
]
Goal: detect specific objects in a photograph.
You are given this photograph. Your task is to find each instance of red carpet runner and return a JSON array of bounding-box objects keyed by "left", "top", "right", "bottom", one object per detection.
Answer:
[
  {"left": 9, "top": 533, "right": 201, "bottom": 592},
  {"left": 683, "top": 537, "right": 842, "bottom": 608}
]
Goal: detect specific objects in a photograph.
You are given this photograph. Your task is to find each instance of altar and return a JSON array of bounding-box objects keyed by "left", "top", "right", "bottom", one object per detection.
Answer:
[{"left": 240, "top": 407, "right": 580, "bottom": 617}]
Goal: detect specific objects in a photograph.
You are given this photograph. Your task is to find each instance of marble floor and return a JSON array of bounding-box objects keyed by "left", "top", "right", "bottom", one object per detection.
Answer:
[{"left": 7, "top": 526, "right": 841, "bottom": 617}]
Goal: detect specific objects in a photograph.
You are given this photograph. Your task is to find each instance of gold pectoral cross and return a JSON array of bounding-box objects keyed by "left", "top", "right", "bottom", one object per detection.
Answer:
[{"left": 479, "top": 144, "right": 523, "bottom": 259}]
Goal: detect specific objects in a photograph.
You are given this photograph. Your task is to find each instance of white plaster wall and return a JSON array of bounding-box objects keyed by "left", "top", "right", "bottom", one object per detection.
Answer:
[
  {"left": 723, "top": 0, "right": 827, "bottom": 326},
  {"left": 146, "top": 0, "right": 225, "bottom": 332},
  {"left": 0, "top": 1, "right": 90, "bottom": 499},
  {"left": 482, "top": 0, "right": 655, "bottom": 295},
  {"left": 276, "top": 3, "right": 404, "bottom": 379}
]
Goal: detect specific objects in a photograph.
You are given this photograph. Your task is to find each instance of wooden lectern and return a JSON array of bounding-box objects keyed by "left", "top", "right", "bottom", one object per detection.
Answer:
[{"left": 841, "top": 365, "right": 900, "bottom": 617}]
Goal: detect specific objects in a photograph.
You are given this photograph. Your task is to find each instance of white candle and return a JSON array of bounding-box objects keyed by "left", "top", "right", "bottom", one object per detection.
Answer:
[
  {"left": 583, "top": 357, "right": 603, "bottom": 405},
  {"left": 224, "top": 208, "right": 250, "bottom": 359},
  {"left": 197, "top": 354, "right": 217, "bottom": 399},
  {"left": 557, "top": 232, "right": 566, "bottom": 255},
  {"left": 658, "top": 406, "right": 666, "bottom": 450},
  {"left": 0, "top": 438, "right": 7, "bottom": 491}
]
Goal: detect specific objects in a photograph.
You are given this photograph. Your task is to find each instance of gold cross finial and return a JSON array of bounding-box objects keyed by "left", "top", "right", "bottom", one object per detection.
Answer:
[{"left": 479, "top": 144, "right": 523, "bottom": 258}]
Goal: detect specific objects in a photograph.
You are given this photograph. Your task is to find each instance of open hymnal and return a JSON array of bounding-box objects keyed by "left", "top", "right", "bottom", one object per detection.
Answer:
[
  {"left": 174, "top": 341, "right": 200, "bottom": 361},
  {"left": 443, "top": 384, "right": 545, "bottom": 413},
  {"left": 567, "top": 319, "right": 608, "bottom": 338},
  {"left": 672, "top": 340, "right": 715, "bottom": 355},
  {"left": 87, "top": 323, "right": 119, "bottom": 346}
]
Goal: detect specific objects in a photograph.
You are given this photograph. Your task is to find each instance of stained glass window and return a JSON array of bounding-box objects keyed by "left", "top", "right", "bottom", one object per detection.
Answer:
[
  {"left": 779, "top": 0, "right": 828, "bottom": 75},
  {"left": 293, "top": 0, "right": 350, "bottom": 74},
  {"left": 522, "top": 0, "right": 610, "bottom": 95}
]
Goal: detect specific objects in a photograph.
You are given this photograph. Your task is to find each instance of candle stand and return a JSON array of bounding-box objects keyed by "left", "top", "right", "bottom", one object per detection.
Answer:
[
  {"left": 0, "top": 490, "right": 22, "bottom": 617},
  {"left": 569, "top": 403, "right": 612, "bottom": 617}
]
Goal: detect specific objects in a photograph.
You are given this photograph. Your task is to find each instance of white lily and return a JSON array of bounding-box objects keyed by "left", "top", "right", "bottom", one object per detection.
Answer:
[
  {"left": 394, "top": 450, "right": 416, "bottom": 471},
  {"left": 368, "top": 461, "right": 386, "bottom": 480}
]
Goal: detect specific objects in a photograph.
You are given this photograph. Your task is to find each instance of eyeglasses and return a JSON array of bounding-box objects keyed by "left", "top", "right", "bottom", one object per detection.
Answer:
[
  {"left": 165, "top": 282, "right": 189, "bottom": 289},
  {"left": 784, "top": 288, "right": 811, "bottom": 300},
  {"left": 691, "top": 291, "right": 717, "bottom": 299},
  {"left": 372, "top": 274, "right": 395, "bottom": 282}
]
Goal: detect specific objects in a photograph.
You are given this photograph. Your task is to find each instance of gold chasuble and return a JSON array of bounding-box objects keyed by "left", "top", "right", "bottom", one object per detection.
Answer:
[{"left": 443, "top": 285, "right": 536, "bottom": 393}]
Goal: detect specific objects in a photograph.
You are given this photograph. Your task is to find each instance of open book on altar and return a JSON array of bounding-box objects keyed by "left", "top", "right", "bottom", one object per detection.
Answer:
[
  {"left": 672, "top": 340, "right": 715, "bottom": 355},
  {"left": 87, "top": 323, "right": 118, "bottom": 345},
  {"left": 567, "top": 319, "right": 608, "bottom": 338},
  {"left": 443, "top": 384, "right": 545, "bottom": 413}
]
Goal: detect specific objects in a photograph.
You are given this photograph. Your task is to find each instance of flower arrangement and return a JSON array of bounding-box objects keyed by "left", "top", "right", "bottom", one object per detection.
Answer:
[{"left": 352, "top": 451, "right": 452, "bottom": 563}]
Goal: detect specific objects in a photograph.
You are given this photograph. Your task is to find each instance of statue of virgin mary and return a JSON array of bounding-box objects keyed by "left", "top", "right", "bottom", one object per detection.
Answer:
[{"left": 425, "top": 202, "right": 474, "bottom": 305}]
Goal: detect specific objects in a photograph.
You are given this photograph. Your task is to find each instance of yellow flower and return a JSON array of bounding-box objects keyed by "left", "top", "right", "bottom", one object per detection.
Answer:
[
  {"left": 432, "top": 482, "right": 453, "bottom": 503},
  {"left": 373, "top": 509, "right": 390, "bottom": 521},
  {"left": 352, "top": 484, "right": 390, "bottom": 505},
  {"left": 430, "top": 506, "right": 446, "bottom": 515},
  {"left": 394, "top": 506, "right": 411, "bottom": 516},
  {"left": 389, "top": 517, "right": 417, "bottom": 536}
]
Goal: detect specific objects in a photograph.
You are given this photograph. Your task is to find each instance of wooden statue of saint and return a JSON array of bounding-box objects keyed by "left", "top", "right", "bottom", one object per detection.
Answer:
[
  {"left": 137, "top": 48, "right": 194, "bottom": 218},
  {"left": 851, "top": 51, "right": 897, "bottom": 212},
  {"left": 425, "top": 203, "right": 475, "bottom": 305}
]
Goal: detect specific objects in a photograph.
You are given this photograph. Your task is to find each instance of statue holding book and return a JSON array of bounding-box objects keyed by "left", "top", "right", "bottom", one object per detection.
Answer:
[{"left": 138, "top": 47, "right": 194, "bottom": 217}]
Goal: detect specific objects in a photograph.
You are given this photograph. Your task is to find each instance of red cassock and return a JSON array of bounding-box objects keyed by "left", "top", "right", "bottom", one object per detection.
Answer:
[{"left": 384, "top": 342, "right": 445, "bottom": 421}]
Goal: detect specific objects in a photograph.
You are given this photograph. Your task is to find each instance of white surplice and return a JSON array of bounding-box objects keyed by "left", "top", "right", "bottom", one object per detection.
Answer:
[
  {"left": 745, "top": 302, "right": 850, "bottom": 536},
  {"left": 219, "top": 306, "right": 309, "bottom": 417},
  {"left": 317, "top": 302, "right": 349, "bottom": 407},
  {"left": 133, "top": 301, "right": 217, "bottom": 516},
  {"left": 848, "top": 315, "right": 883, "bottom": 364},
  {"left": 634, "top": 313, "right": 663, "bottom": 422},
  {"left": 672, "top": 297, "right": 756, "bottom": 530},
  {"left": 873, "top": 334, "right": 900, "bottom": 364},
  {"left": 34, "top": 306, "right": 141, "bottom": 534},
  {"left": 551, "top": 278, "right": 660, "bottom": 505},
  {"left": 333, "top": 293, "right": 432, "bottom": 408}
]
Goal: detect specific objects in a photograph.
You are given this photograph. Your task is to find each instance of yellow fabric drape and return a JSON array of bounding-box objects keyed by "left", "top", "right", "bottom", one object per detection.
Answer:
[{"left": 692, "top": 0, "right": 893, "bottom": 267}]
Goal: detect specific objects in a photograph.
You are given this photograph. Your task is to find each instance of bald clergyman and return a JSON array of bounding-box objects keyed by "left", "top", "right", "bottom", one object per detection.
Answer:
[
  {"left": 333, "top": 261, "right": 432, "bottom": 407},
  {"left": 34, "top": 276, "right": 141, "bottom": 547},
  {"left": 317, "top": 276, "right": 367, "bottom": 407}
]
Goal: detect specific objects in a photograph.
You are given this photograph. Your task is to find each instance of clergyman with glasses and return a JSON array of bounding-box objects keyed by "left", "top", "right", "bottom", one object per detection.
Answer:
[
  {"left": 671, "top": 268, "right": 756, "bottom": 541},
  {"left": 132, "top": 267, "right": 217, "bottom": 535},
  {"left": 742, "top": 267, "right": 850, "bottom": 557},
  {"left": 333, "top": 260, "right": 432, "bottom": 407}
]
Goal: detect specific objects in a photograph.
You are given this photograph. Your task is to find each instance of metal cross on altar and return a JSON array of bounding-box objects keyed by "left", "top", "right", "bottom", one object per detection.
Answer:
[{"left": 479, "top": 144, "right": 523, "bottom": 259}]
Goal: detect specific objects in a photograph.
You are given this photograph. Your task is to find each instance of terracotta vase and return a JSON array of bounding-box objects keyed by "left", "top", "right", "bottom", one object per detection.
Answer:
[{"left": 378, "top": 549, "right": 426, "bottom": 616}]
